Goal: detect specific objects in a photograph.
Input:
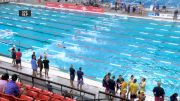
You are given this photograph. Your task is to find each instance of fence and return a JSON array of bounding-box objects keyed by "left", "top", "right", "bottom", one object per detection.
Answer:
[{"left": 0, "top": 66, "right": 96, "bottom": 101}]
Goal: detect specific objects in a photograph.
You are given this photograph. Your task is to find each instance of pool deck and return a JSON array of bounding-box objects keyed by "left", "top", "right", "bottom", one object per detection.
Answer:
[{"left": 0, "top": 56, "right": 156, "bottom": 101}]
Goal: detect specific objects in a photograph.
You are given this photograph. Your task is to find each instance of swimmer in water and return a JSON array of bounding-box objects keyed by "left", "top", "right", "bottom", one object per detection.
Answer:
[
  {"left": 76, "top": 29, "right": 81, "bottom": 34},
  {"left": 57, "top": 43, "right": 66, "bottom": 48},
  {"left": 72, "top": 35, "right": 77, "bottom": 40}
]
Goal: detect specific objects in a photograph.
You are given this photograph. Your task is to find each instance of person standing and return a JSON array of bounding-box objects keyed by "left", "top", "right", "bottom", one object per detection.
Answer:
[
  {"left": 128, "top": 75, "right": 134, "bottom": 86},
  {"left": 120, "top": 78, "right": 127, "bottom": 99},
  {"left": 37, "top": 55, "right": 43, "bottom": 77},
  {"left": 128, "top": 79, "right": 138, "bottom": 101},
  {"left": 170, "top": 93, "right": 178, "bottom": 101},
  {"left": 139, "top": 78, "right": 146, "bottom": 93},
  {"left": 31, "top": 52, "right": 36, "bottom": 60},
  {"left": 173, "top": 10, "right": 178, "bottom": 21},
  {"left": 69, "top": 64, "right": 75, "bottom": 88},
  {"left": 77, "top": 67, "right": 84, "bottom": 90},
  {"left": 109, "top": 76, "right": 116, "bottom": 95},
  {"left": 102, "top": 73, "right": 111, "bottom": 93},
  {"left": 153, "top": 82, "right": 165, "bottom": 101},
  {"left": 43, "top": 56, "right": 49, "bottom": 78},
  {"left": 116, "top": 75, "right": 123, "bottom": 93},
  {"left": 11, "top": 48, "right": 16, "bottom": 67},
  {"left": 31, "top": 55, "right": 38, "bottom": 77},
  {"left": 16, "top": 48, "right": 22, "bottom": 69}
]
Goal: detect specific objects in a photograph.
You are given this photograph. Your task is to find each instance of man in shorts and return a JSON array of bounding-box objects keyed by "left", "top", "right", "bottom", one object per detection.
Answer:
[
  {"left": 116, "top": 75, "right": 123, "bottom": 93},
  {"left": 109, "top": 76, "right": 116, "bottom": 95},
  {"left": 77, "top": 67, "right": 84, "bottom": 90},
  {"left": 43, "top": 56, "right": 49, "bottom": 78},
  {"left": 16, "top": 48, "right": 22, "bottom": 69},
  {"left": 37, "top": 55, "right": 43, "bottom": 77},
  {"left": 69, "top": 64, "right": 75, "bottom": 88},
  {"left": 128, "top": 79, "right": 138, "bottom": 101}
]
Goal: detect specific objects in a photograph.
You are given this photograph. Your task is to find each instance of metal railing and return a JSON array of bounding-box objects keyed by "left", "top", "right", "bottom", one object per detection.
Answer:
[
  {"left": 0, "top": 66, "right": 96, "bottom": 101},
  {"left": 98, "top": 91, "right": 130, "bottom": 101}
]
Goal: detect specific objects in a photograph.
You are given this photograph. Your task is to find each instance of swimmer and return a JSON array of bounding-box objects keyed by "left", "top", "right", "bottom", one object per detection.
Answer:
[
  {"left": 94, "top": 25, "right": 101, "bottom": 30},
  {"left": 72, "top": 35, "right": 77, "bottom": 40},
  {"left": 57, "top": 43, "right": 66, "bottom": 48},
  {"left": 76, "top": 29, "right": 81, "bottom": 34}
]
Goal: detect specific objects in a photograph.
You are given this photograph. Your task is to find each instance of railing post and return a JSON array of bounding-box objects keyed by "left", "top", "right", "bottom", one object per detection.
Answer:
[{"left": 32, "top": 76, "right": 34, "bottom": 86}]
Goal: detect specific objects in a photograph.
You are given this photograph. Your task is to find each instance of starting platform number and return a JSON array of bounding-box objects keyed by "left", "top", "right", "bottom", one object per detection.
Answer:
[{"left": 19, "top": 10, "right": 31, "bottom": 17}]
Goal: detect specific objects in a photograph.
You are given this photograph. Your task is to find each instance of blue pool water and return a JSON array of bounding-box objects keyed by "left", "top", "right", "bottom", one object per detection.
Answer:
[{"left": 0, "top": 3, "right": 180, "bottom": 96}]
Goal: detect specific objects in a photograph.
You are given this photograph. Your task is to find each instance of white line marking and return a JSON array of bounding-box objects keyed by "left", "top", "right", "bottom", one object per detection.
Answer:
[
  {"left": 147, "top": 48, "right": 156, "bottom": 50},
  {"left": 109, "top": 63, "right": 121, "bottom": 67},
  {"left": 135, "top": 38, "right": 145, "bottom": 40},
  {"left": 164, "top": 51, "right": 175, "bottom": 54},
  {"left": 167, "top": 43, "right": 179, "bottom": 46},
  {"left": 152, "top": 40, "right": 161, "bottom": 43},
  {"left": 141, "top": 57, "right": 151, "bottom": 60},
  {"left": 155, "top": 34, "right": 164, "bottom": 37},
  {"left": 154, "top": 73, "right": 166, "bottom": 77},
  {"left": 128, "top": 44, "right": 139, "bottom": 48},
  {"left": 160, "top": 60, "right": 171, "bottom": 64},
  {"left": 145, "top": 27, "right": 154, "bottom": 30},
  {"left": 120, "top": 53, "right": 132, "bottom": 57},
  {"left": 139, "top": 32, "right": 149, "bottom": 35},
  {"left": 170, "top": 36, "right": 179, "bottom": 39},
  {"left": 174, "top": 31, "right": 180, "bottom": 33},
  {"left": 160, "top": 29, "right": 168, "bottom": 31}
]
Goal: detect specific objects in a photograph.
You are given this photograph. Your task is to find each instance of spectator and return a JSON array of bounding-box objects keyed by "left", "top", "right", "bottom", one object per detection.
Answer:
[
  {"left": 138, "top": 91, "right": 146, "bottom": 101},
  {"left": 37, "top": 55, "right": 43, "bottom": 77},
  {"left": 31, "top": 52, "right": 36, "bottom": 60},
  {"left": 4, "top": 74, "right": 20, "bottom": 97},
  {"left": 153, "top": 82, "right": 165, "bottom": 101},
  {"left": 109, "top": 76, "right": 116, "bottom": 95},
  {"left": 170, "top": 93, "right": 178, "bottom": 101},
  {"left": 139, "top": 78, "right": 146, "bottom": 93},
  {"left": 103, "top": 73, "right": 111, "bottom": 93},
  {"left": 116, "top": 75, "right": 123, "bottom": 93},
  {"left": 173, "top": 10, "right": 178, "bottom": 21},
  {"left": 43, "top": 56, "right": 49, "bottom": 78},
  {"left": 0, "top": 73, "right": 9, "bottom": 92},
  {"left": 69, "top": 64, "right": 75, "bottom": 88},
  {"left": 128, "top": 79, "right": 138, "bottom": 101},
  {"left": 31, "top": 55, "right": 38, "bottom": 77},
  {"left": 128, "top": 75, "right": 134, "bottom": 86},
  {"left": 77, "top": 67, "right": 84, "bottom": 90},
  {"left": 16, "top": 48, "right": 22, "bottom": 69},
  {"left": 11, "top": 48, "right": 16, "bottom": 67},
  {"left": 120, "top": 78, "right": 127, "bottom": 99}
]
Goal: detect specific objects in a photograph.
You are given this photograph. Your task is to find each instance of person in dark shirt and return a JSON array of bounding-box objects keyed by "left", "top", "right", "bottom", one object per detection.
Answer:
[
  {"left": 31, "top": 52, "right": 36, "bottom": 60},
  {"left": 170, "top": 93, "right": 178, "bottom": 101},
  {"left": 43, "top": 56, "right": 49, "bottom": 78},
  {"left": 153, "top": 82, "right": 165, "bottom": 101},
  {"left": 77, "top": 67, "right": 84, "bottom": 90},
  {"left": 11, "top": 48, "right": 16, "bottom": 67},
  {"left": 109, "top": 76, "right": 116, "bottom": 95},
  {"left": 173, "top": 10, "right": 178, "bottom": 21},
  {"left": 38, "top": 55, "right": 43, "bottom": 77},
  {"left": 69, "top": 64, "right": 75, "bottom": 88},
  {"left": 116, "top": 75, "right": 122, "bottom": 93},
  {"left": 102, "top": 73, "right": 111, "bottom": 93}
]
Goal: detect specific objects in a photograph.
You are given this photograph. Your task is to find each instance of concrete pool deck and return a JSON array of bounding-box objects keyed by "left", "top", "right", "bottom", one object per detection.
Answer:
[{"left": 0, "top": 56, "right": 156, "bottom": 101}]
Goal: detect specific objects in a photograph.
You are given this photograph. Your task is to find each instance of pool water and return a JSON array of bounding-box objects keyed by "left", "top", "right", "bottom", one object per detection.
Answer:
[{"left": 0, "top": 3, "right": 180, "bottom": 96}]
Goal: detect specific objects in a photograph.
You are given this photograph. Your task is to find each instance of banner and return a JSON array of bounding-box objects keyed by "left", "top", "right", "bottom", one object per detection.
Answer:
[{"left": 45, "top": 2, "right": 104, "bottom": 13}]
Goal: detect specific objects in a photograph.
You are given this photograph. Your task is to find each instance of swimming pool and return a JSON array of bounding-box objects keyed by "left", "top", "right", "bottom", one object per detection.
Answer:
[{"left": 0, "top": 3, "right": 180, "bottom": 96}]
